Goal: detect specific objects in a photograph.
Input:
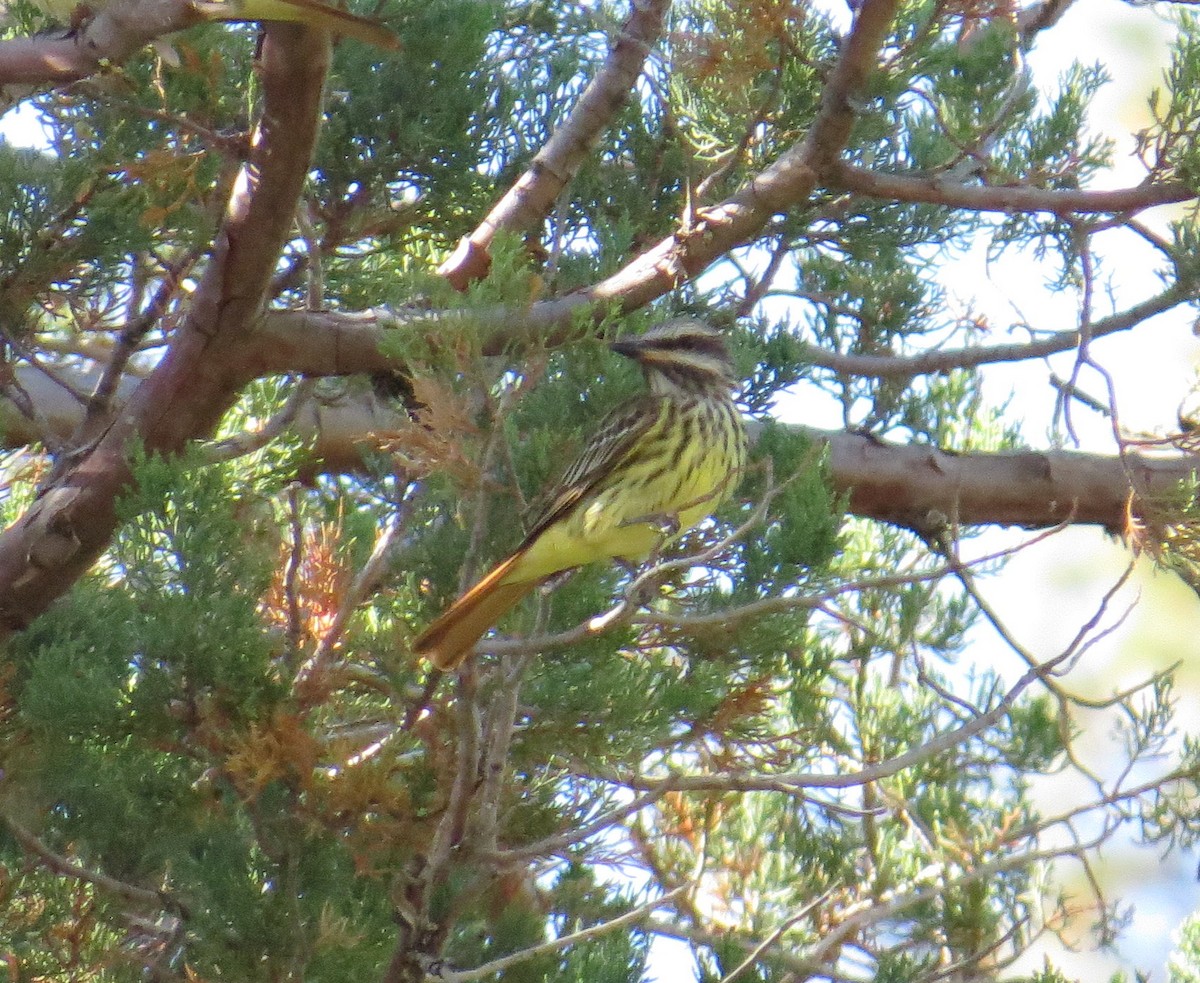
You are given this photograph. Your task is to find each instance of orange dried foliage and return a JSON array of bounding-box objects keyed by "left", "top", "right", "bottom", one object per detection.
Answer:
[
  {"left": 706, "top": 676, "right": 774, "bottom": 735},
  {"left": 223, "top": 711, "right": 320, "bottom": 800},
  {"left": 260, "top": 518, "right": 351, "bottom": 649},
  {"left": 658, "top": 790, "right": 713, "bottom": 849},
  {"left": 309, "top": 752, "right": 431, "bottom": 875},
  {"left": 672, "top": 0, "right": 807, "bottom": 87},
  {"left": 121, "top": 149, "right": 206, "bottom": 230},
  {"left": 677, "top": 676, "right": 777, "bottom": 770},
  {"left": 409, "top": 701, "right": 464, "bottom": 796},
  {"left": 313, "top": 903, "right": 365, "bottom": 951},
  {"left": 180, "top": 40, "right": 226, "bottom": 83},
  {"left": 4, "top": 451, "right": 50, "bottom": 490},
  {"left": 1123, "top": 492, "right": 1152, "bottom": 557},
  {"left": 726, "top": 842, "right": 765, "bottom": 882},
  {"left": 375, "top": 375, "right": 481, "bottom": 487}
]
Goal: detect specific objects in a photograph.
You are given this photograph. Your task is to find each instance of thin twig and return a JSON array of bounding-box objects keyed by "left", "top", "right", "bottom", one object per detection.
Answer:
[
  {"left": 283, "top": 483, "right": 305, "bottom": 664},
  {"left": 431, "top": 884, "right": 692, "bottom": 982},
  {"left": 485, "top": 790, "right": 667, "bottom": 865},
  {"left": 718, "top": 889, "right": 835, "bottom": 983},
  {"left": 198, "top": 377, "right": 316, "bottom": 465},
  {"left": 85, "top": 246, "right": 201, "bottom": 425},
  {"left": 582, "top": 651, "right": 1074, "bottom": 795},
  {"left": 5, "top": 814, "right": 184, "bottom": 915}
]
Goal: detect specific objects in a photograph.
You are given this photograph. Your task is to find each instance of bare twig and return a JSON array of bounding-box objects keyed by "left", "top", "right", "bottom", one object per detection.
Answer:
[
  {"left": 830, "top": 165, "right": 1195, "bottom": 217},
  {"left": 584, "top": 650, "right": 1071, "bottom": 795},
  {"left": 487, "top": 520, "right": 1073, "bottom": 655},
  {"left": 798, "top": 278, "right": 1197, "bottom": 382},
  {"left": 485, "top": 790, "right": 667, "bottom": 865},
  {"left": 284, "top": 483, "right": 305, "bottom": 663},
  {"left": 198, "top": 377, "right": 317, "bottom": 465},
  {"left": 718, "top": 889, "right": 835, "bottom": 983},
  {"left": 84, "top": 246, "right": 201, "bottom": 428},
  {"left": 5, "top": 814, "right": 183, "bottom": 914},
  {"left": 429, "top": 884, "right": 692, "bottom": 982}
]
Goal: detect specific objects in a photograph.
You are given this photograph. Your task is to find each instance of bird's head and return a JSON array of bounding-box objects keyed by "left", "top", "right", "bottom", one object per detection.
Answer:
[{"left": 610, "top": 319, "right": 738, "bottom": 396}]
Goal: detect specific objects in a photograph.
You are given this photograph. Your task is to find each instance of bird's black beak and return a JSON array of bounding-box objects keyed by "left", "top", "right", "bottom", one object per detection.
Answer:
[{"left": 610, "top": 336, "right": 643, "bottom": 360}]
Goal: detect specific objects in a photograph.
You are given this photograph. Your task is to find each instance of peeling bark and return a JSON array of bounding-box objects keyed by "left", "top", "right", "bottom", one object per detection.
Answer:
[{"left": 0, "top": 24, "right": 331, "bottom": 636}]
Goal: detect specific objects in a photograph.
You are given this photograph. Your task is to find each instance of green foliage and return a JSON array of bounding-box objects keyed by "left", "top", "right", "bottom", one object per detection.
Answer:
[
  {"left": 319, "top": 0, "right": 504, "bottom": 232},
  {"left": 5, "top": 0, "right": 1200, "bottom": 980},
  {"left": 1171, "top": 910, "right": 1200, "bottom": 982},
  {"left": 739, "top": 420, "right": 841, "bottom": 596},
  {"left": 2, "top": 448, "right": 406, "bottom": 977},
  {"left": 0, "top": 864, "right": 130, "bottom": 981},
  {"left": 1148, "top": 13, "right": 1200, "bottom": 190}
]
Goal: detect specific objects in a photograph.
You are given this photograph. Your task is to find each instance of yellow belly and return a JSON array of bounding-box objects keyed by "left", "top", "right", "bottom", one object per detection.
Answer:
[{"left": 509, "top": 398, "right": 744, "bottom": 583}]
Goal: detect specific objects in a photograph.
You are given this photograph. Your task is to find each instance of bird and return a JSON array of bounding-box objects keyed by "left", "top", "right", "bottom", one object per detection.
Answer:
[
  {"left": 20, "top": 0, "right": 400, "bottom": 50},
  {"left": 412, "top": 318, "right": 748, "bottom": 671}
]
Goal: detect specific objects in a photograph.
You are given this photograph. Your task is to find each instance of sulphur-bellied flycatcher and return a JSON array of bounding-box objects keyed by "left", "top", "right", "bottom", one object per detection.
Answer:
[{"left": 413, "top": 318, "right": 747, "bottom": 670}]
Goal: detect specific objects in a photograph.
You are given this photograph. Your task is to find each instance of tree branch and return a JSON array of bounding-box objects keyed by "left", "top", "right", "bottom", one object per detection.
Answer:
[
  {"left": 0, "top": 0, "right": 210, "bottom": 88},
  {"left": 590, "top": 641, "right": 1068, "bottom": 796},
  {"left": 6, "top": 366, "right": 1198, "bottom": 535},
  {"left": 799, "top": 279, "right": 1197, "bottom": 380},
  {"left": 5, "top": 814, "right": 182, "bottom": 913},
  {"left": 550, "top": 0, "right": 901, "bottom": 322},
  {"left": 431, "top": 884, "right": 691, "bottom": 983},
  {"left": 0, "top": 24, "right": 331, "bottom": 637},
  {"left": 438, "top": 0, "right": 673, "bottom": 290},
  {"left": 831, "top": 162, "right": 1196, "bottom": 215},
  {"left": 820, "top": 427, "right": 1193, "bottom": 531}
]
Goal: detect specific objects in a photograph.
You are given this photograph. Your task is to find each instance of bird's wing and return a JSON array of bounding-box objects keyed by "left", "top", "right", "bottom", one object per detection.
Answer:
[{"left": 520, "top": 394, "right": 663, "bottom": 546}]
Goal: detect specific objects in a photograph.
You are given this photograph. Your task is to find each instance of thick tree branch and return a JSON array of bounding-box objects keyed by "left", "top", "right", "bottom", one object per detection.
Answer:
[
  {"left": 7, "top": 368, "right": 1196, "bottom": 534},
  {"left": 558, "top": 0, "right": 901, "bottom": 320},
  {"left": 0, "top": 24, "right": 330, "bottom": 636},
  {"left": 438, "top": 0, "right": 672, "bottom": 290},
  {"left": 822, "top": 428, "right": 1191, "bottom": 532},
  {"left": 0, "top": 0, "right": 395, "bottom": 91},
  {"left": 0, "top": 0, "right": 210, "bottom": 87}
]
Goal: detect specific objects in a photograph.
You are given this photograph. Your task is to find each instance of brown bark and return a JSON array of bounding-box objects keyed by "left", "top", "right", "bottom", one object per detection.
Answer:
[
  {"left": 438, "top": 0, "right": 673, "bottom": 290},
  {"left": 7, "top": 370, "right": 1189, "bottom": 536},
  {"left": 0, "top": 0, "right": 209, "bottom": 87},
  {"left": 0, "top": 24, "right": 330, "bottom": 635},
  {"left": 819, "top": 430, "right": 1190, "bottom": 534}
]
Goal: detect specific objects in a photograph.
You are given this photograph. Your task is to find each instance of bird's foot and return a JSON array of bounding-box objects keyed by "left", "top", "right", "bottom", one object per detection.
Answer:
[
  {"left": 622, "top": 511, "right": 681, "bottom": 538},
  {"left": 537, "top": 568, "right": 577, "bottom": 593}
]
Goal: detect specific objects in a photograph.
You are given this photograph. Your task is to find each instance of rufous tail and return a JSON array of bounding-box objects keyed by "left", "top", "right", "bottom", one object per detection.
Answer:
[{"left": 412, "top": 552, "right": 538, "bottom": 671}]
